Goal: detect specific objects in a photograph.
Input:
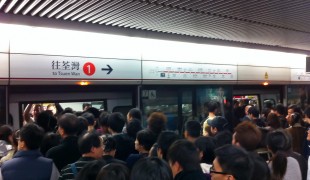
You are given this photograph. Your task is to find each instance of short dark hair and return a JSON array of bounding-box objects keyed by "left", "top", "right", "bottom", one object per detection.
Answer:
[
  {"left": 214, "top": 130, "right": 232, "bottom": 148},
  {"left": 215, "top": 144, "right": 254, "bottom": 180},
  {"left": 234, "top": 121, "right": 262, "bottom": 151},
  {"left": 19, "top": 123, "right": 44, "bottom": 150},
  {"left": 36, "top": 111, "right": 57, "bottom": 133},
  {"left": 78, "top": 132, "right": 102, "bottom": 154},
  {"left": 136, "top": 129, "right": 157, "bottom": 151},
  {"left": 128, "top": 108, "right": 142, "bottom": 121},
  {"left": 76, "top": 160, "right": 106, "bottom": 180},
  {"left": 103, "top": 137, "right": 116, "bottom": 153},
  {"left": 0, "top": 125, "right": 13, "bottom": 143},
  {"left": 107, "top": 112, "right": 125, "bottom": 133},
  {"left": 266, "top": 113, "right": 281, "bottom": 129},
  {"left": 184, "top": 120, "right": 201, "bottom": 138},
  {"left": 157, "top": 131, "right": 180, "bottom": 161},
  {"left": 99, "top": 111, "right": 111, "bottom": 127},
  {"left": 86, "top": 107, "right": 100, "bottom": 119},
  {"left": 131, "top": 157, "right": 172, "bottom": 180},
  {"left": 275, "top": 104, "right": 285, "bottom": 115},
  {"left": 96, "top": 163, "right": 129, "bottom": 180},
  {"left": 126, "top": 119, "right": 142, "bottom": 139},
  {"left": 248, "top": 107, "right": 259, "bottom": 118},
  {"left": 304, "top": 107, "right": 310, "bottom": 118},
  {"left": 58, "top": 113, "right": 79, "bottom": 135},
  {"left": 167, "top": 139, "right": 201, "bottom": 171},
  {"left": 81, "top": 112, "right": 95, "bottom": 126},
  {"left": 207, "top": 101, "right": 219, "bottom": 112},
  {"left": 194, "top": 136, "right": 215, "bottom": 164},
  {"left": 267, "top": 130, "right": 291, "bottom": 154}
]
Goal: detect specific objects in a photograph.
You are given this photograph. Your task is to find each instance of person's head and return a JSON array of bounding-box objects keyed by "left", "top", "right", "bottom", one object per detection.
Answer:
[
  {"left": 248, "top": 107, "right": 259, "bottom": 119},
  {"left": 86, "top": 107, "right": 100, "bottom": 119},
  {"left": 0, "top": 125, "right": 13, "bottom": 144},
  {"left": 40, "top": 132, "right": 61, "bottom": 156},
  {"left": 98, "top": 111, "right": 111, "bottom": 134},
  {"left": 135, "top": 129, "right": 157, "bottom": 153},
  {"left": 157, "top": 131, "right": 180, "bottom": 161},
  {"left": 194, "top": 136, "right": 216, "bottom": 164},
  {"left": 18, "top": 123, "right": 44, "bottom": 150},
  {"left": 207, "top": 116, "right": 228, "bottom": 135},
  {"left": 103, "top": 137, "right": 116, "bottom": 157},
  {"left": 287, "top": 104, "right": 297, "bottom": 117},
  {"left": 78, "top": 132, "right": 103, "bottom": 159},
  {"left": 287, "top": 112, "right": 302, "bottom": 126},
  {"left": 126, "top": 119, "right": 142, "bottom": 139},
  {"left": 274, "top": 104, "right": 285, "bottom": 116},
  {"left": 208, "top": 101, "right": 219, "bottom": 113},
  {"left": 127, "top": 108, "right": 142, "bottom": 122},
  {"left": 131, "top": 157, "right": 173, "bottom": 180},
  {"left": 266, "top": 113, "right": 281, "bottom": 129},
  {"left": 96, "top": 163, "right": 129, "bottom": 180},
  {"left": 214, "top": 130, "right": 232, "bottom": 148},
  {"left": 83, "top": 103, "right": 92, "bottom": 111},
  {"left": 261, "top": 108, "right": 271, "bottom": 119},
  {"left": 107, "top": 112, "right": 125, "bottom": 133},
  {"left": 77, "top": 116, "right": 88, "bottom": 136},
  {"left": 81, "top": 112, "right": 96, "bottom": 126},
  {"left": 57, "top": 113, "right": 79, "bottom": 137},
  {"left": 266, "top": 130, "right": 290, "bottom": 180},
  {"left": 46, "top": 104, "right": 56, "bottom": 115},
  {"left": 36, "top": 111, "right": 57, "bottom": 133},
  {"left": 76, "top": 160, "right": 107, "bottom": 180},
  {"left": 244, "top": 105, "right": 252, "bottom": 115},
  {"left": 184, "top": 120, "right": 201, "bottom": 141},
  {"left": 211, "top": 144, "right": 254, "bottom": 180},
  {"left": 147, "top": 112, "right": 167, "bottom": 135},
  {"left": 167, "top": 139, "right": 201, "bottom": 178},
  {"left": 232, "top": 121, "right": 262, "bottom": 151}
]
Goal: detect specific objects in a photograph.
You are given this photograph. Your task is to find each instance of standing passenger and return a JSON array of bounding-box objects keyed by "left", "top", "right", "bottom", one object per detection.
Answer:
[
  {"left": 46, "top": 113, "right": 81, "bottom": 171},
  {"left": 202, "top": 101, "right": 218, "bottom": 136},
  {"left": 0, "top": 123, "right": 59, "bottom": 179}
]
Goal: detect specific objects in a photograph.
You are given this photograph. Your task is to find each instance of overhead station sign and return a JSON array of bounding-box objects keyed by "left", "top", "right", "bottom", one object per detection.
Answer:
[
  {"left": 10, "top": 54, "right": 141, "bottom": 80},
  {"left": 291, "top": 68, "right": 310, "bottom": 81},
  {"left": 142, "top": 61, "right": 237, "bottom": 80}
]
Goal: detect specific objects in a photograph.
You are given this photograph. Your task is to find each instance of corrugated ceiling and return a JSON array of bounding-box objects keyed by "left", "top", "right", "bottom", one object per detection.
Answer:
[{"left": 1, "top": 0, "right": 310, "bottom": 52}]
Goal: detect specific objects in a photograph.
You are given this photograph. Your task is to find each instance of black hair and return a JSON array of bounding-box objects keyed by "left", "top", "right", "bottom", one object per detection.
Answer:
[
  {"left": 99, "top": 111, "right": 111, "bottom": 127},
  {"left": 19, "top": 123, "right": 44, "bottom": 150},
  {"left": 58, "top": 113, "right": 79, "bottom": 135},
  {"left": 131, "top": 157, "right": 173, "bottom": 180},
  {"left": 289, "top": 112, "right": 302, "bottom": 126},
  {"left": 126, "top": 119, "right": 142, "bottom": 139},
  {"left": 107, "top": 112, "right": 125, "bottom": 133},
  {"left": 194, "top": 136, "right": 216, "bottom": 164},
  {"left": 40, "top": 132, "right": 61, "bottom": 156},
  {"left": 76, "top": 160, "right": 106, "bottom": 180},
  {"left": 184, "top": 120, "right": 201, "bottom": 138},
  {"left": 167, "top": 139, "right": 201, "bottom": 171},
  {"left": 128, "top": 108, "right": 142, "bottom": 121},
  {"left": 86, "top": 107, "right": 100, "bottom": 119},
  {"left": 266, "top": 113, "right": 281, "bottom": 129},
  {"left": 275, "top": 104, "right": 285, "bottom": 115},
  {"left": 103, "top": 137, "right": 116, "bottom": 153},
  {"left": 96, "top": 163, "right": 129, "bottom": 180},
  {"left": 207, "top": 101, "right": 219, "bottom": 112},
  {"left": 81, "top": 112, "right": 95, "bottom": 126},
  {"left": 0, "top": 125, "right": 13, "bottom": 143},
  {"left": 214, "top": 130, "right": 232, "bottom": 148},
  {"left": 147, "top": 112, "right": 167, "bottom": 135},
  {"left": 157, "top": 131, "right": 180, "bottom": 161},
  {"left": 78, "top": 132, "right": 101, "bottom": 154},
  {"left": 215, "top": 144, "right": 254, "bottom": 180},
  {"left": 36, "top": 111, "right": 57, "bottom": 133},
  {"left": 136, "top": 129, "right": 157, "bottom": 151},
  {"left": 77, "top": 116, "right": 88, "bottom": 136},
  {"left": 248, "top": 106, "right": 259, "bottom": 118},
  {"left": 266, "top": 130, "right": 291, "bottom": 180}
]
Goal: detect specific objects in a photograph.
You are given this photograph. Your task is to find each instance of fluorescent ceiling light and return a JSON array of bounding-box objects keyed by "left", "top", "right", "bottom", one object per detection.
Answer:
[{"left": 5, "top": 0, "right": 17, "bottom": 13}]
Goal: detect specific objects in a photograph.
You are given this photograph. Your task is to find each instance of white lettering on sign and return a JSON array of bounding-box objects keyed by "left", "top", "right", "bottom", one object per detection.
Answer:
[
  {"left": 142, "top": 61, "right": 237, "bottom": 80},
  {"left": 10, "top": 54, "right": 141, "bottom": 80}
]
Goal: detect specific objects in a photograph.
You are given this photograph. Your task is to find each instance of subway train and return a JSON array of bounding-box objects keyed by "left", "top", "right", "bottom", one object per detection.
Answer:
[{"left": 0, "top": 23, "right": 309, "bottom": 131}]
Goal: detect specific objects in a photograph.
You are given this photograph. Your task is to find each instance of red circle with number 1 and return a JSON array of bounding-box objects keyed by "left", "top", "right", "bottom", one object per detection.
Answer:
[{"left": 83, "top": 62, "right": 96, "bottom": 76}]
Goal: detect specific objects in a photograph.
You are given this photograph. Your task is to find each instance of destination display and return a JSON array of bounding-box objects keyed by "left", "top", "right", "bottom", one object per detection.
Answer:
[
  {"left": 291, "top": 68, "right": 310, "bottom": 81},
  {"left": 142, "top": 61, "right": 237, "bottom": 80},
  {"left": 10, "top": 54, "right": 141, "bottom": 80}
]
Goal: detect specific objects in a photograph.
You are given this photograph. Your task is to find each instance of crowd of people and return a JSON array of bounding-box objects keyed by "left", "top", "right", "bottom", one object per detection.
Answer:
[{"left": 0, "top": 101, "right": 309, "bottom": 180}]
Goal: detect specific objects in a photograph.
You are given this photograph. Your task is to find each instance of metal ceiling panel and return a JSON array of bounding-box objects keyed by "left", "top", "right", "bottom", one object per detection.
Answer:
[{"left": 0, "top": 0, "right": 310, "bottom": 52}]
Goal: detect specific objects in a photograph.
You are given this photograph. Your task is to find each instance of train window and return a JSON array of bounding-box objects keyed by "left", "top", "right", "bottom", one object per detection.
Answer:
[{"left": 287, "top": 85, "right": 309, "bottom": 110}]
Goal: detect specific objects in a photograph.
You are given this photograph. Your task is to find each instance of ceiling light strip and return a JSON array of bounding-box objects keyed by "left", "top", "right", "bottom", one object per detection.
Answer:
[
  {"left": 23, "top": 0, "right": 41, "bottom": 15},
  {"left": 71, "top": 0, "right": 112, "bottom": 21},
  {"left": 0, "top": 0, "right": 7, "bottom": 10},
  {"left": 63, "top": 0, "right": 99, "bottom": 20},
  {"left": 56, "top": 0, "right": 87, "bottom": 19},
  {"left": 14, "top": 0, "right": 30, "bottom": 14},
  {"left": 4, "top": 0, "right": 18, "bottom": 13},
  {"left": 40, "top": 0, "right": 64, "bottom": 17},
  {"left": 48, "top": 0, "right": 77, "bottom": 18},
  {"left": 31, "top": 0, "right": 53, "bottom": 16}
]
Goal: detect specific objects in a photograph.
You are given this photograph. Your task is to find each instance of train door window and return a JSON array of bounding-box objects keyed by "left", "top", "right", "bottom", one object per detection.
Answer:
[
  {"left": 0, "top": 86, "right": 6, "bottom": 125},
  {"left": 141, "top": 88, "right": 178, "bottom": 131},
  {"left": 196, "top": 86, "right": 232, "bottom": 123},
  {"left": 233, "top": 95, "right": 260, "bottom": 109},
  {"left": 287, "top": 85, "right": 309, "bottom": 110},
  {"left": 181, "top": 90, "right": 193, "bottom": 133}
]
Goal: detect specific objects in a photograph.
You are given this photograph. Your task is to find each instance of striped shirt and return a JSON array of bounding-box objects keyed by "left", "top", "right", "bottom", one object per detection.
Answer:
[{"left": 59, "top": 157, "right": 95, "bottom": 180}]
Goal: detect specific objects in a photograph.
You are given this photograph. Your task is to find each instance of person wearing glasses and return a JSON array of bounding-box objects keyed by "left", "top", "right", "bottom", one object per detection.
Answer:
[{"left": 210, "top": 144, "right": 254, "bottom": 180}]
